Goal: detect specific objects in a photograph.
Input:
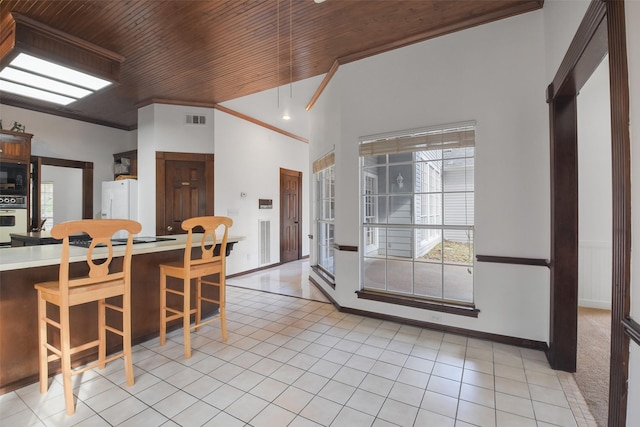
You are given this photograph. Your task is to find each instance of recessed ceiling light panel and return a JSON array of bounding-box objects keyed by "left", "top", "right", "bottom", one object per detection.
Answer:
[
  {"left": 0, "top": 67, "right": 92, "bottom": 98},
  {"left": 0, "top": 79, "right": 75, "bottom": 105},
  {"left": 0, "top": 13, "right": 123, "bottom": 107},
  {"left": 0, "top": 53, "right": 113, "bottom": 105},
  {"left": 11, "top": 53, "right": 112, "bottom": 91}
]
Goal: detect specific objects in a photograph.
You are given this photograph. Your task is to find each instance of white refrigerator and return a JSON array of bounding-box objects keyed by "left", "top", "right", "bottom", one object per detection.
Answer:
[{"left": 101, "top": 179, "right": 138, "bottom": 239}]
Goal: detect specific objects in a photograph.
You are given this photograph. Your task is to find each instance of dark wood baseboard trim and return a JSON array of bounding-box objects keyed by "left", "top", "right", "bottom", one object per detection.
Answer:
[
  {"left": 622, "top": 317, "right": 640, "bottom": 347},
  {"left": 227, "top": 262, "right": 282, "bottom": 279},
  {"left": 356, "top": 290, "right": 479, "bottom": 318},
  {"left": 0, "top": 374, "right": 40, "bottom": 395},
  {"left": 343, "top": 306, "right": 547, "bottom": 351},
  {"left": 308, "top": 278, "right": 544, "bottom": 350},
  {"left": 476, "top": 255, "right": 550, "bottom": 267},
  {"left": 310, "top": 265, "right": 335, "bottom": 289},
  {"left": 309, "top": 276, "right": 339, "bottom": 305},
  {"left": 227, "top": 256, "right": 310, "bottom": 280}
]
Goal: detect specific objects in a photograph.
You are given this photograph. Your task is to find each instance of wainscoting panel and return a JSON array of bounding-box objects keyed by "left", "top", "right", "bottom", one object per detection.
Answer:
[{"left": 578, "top": 240, "right": 612, "bottom": 309}]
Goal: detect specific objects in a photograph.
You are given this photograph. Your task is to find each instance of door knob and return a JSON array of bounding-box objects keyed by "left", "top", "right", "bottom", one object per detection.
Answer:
[{"left": 166, "top": 225, "right": 173, "bottom": 232}]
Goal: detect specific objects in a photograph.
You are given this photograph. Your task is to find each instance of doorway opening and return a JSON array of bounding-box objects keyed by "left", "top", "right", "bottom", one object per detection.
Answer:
[
  {"left": 576, "top": 55, "right": 612, "bottom": 426},
  {"left": 547, "top": 1, "right": 630, "bottom": 426}
]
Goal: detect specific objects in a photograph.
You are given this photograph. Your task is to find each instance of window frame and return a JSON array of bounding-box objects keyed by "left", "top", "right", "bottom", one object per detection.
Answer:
[
  {"left": 358, "top": 122, "right": 476, "bottom": 311},
  {"left": 314, "top": 156, "right": 335, "bottom": 281}
]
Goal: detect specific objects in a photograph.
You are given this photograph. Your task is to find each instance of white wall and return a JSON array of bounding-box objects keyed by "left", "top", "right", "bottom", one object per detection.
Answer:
[
  {"left": 214, "top": 109, "right": 310, "bottom": 275},
  {"left": 0, "top": 104, "right": 136, "bottom": 219},
  {"left": 1, "top": 101, "right": 309, "bottom": 278},
  {"left": 626, "top": 0, "right": 640, "bottom": 424},
  {"left": 136, "top": 103, "right": 215, "bottom": 236},
  {"left": 309, "top": 10, "right": 551, "bottom": 342},
  {"left": 543, "top": 0, "right": 591, "bottom": 82},
  {"left": 41, "top": 165, "right": 82, "bottom": 226},
  {"left": 137, "top": 103, "right": 309, "bottom": 276},
  {"left": 577, "top": 58, "right": 612, "bottom": 309}
]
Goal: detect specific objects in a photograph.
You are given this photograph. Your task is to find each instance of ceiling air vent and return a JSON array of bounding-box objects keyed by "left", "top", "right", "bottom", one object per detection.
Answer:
[{"left": 185, "top": 114, "right": 206, "bottom": 125}]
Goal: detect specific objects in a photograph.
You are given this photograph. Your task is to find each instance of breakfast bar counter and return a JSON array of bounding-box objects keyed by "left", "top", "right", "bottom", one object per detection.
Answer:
[{"left": 0, "top": 234, "right": 243, "bottom": 393}]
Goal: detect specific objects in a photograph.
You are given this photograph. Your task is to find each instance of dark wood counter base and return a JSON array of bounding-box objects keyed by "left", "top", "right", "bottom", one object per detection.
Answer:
[{"left": 0, "top": 247, "right": 222, "bottom": 394}]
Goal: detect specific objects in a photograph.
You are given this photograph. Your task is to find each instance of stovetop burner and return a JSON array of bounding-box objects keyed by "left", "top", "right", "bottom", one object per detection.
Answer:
[{"left": 69, "top": 236, "right": 176, "bottom": 248}]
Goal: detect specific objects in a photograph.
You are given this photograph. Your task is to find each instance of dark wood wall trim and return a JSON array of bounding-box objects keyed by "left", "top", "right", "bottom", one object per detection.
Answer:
[
  {"left": 214, "top": 104, "right": 308, "bottom": 144},
  {"left": 606, "top": 1, "right": 631, "bottom": 425},
  {"left": 548, "top": 94, "right": 579, "bottom": 372},
  {"left": 136, "top": 98, "right": 216, "bottom": 109},
  {"left": 30, "top": 155, "right": 94, "bottom": 229},
  {"left": 306, "top": 59, "right": 341, "bottom": 111},
  {"left": 355, "top": 290, "right": 479, "bottom": 318},
  {"left": 136, "top": 100, "right": 309, "bottom": 144},
  {"left": 476, "top": 255, "right": 550, "bottom": 267},
  {"left": 622, "top": 317, "right": 640, "bottom": 348},
  {"left": 547, "top": 0, "right": 631, "bottom": 425},
  {"left": 548, "top": 1, "right": 607, "bottom": 100},
  {"left": 546, "top": 0, "right": 608, "bottom": 373},
  {"left": 332, "top": 244, "right": 358, "bottom": 252}
]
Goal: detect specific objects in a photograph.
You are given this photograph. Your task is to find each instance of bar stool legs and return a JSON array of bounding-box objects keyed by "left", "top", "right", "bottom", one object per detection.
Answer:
[{"left": 159, "top": 216, "right": 232, "bottom": 359}]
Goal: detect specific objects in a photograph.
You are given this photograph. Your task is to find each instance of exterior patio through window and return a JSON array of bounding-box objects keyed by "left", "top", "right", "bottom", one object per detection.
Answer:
[{"left": 360, "top": 123, "right": 475, "bottom": 304}]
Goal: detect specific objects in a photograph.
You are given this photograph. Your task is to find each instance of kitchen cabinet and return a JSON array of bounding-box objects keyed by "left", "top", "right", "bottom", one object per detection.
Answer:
[
  {"left": 113, "top": 150, "right": 137, "bottom": 179},
  {"left": 0, "top": 130, "right": 32, "bottom": 163}
]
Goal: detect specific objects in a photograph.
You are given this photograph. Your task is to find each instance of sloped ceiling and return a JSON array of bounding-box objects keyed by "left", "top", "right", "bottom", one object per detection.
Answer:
[{"left": 0, "top": 0, "right": 543, "bottom": 133}]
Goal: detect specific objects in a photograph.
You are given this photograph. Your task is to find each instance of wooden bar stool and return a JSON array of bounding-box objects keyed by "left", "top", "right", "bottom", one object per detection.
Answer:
[
  {"left": 34, "top": 219, "right": 142, "bottom": 415},
  {"left": 159, "top": 216, "right": 233, "bottom": 358}
]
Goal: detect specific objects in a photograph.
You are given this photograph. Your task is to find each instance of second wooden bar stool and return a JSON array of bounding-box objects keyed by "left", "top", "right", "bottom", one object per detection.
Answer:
[{"left": 159, "top": 216, "right": 233, "bottom": 358}]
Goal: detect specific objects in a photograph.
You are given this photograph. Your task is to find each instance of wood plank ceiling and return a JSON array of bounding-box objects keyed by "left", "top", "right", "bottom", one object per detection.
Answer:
[{"left": 0, "top": 0, "right": 543, "bottom": 131}]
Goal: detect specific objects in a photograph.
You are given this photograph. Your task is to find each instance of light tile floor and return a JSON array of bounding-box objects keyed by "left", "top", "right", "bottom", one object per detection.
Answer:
[
  {"left": 1, "top": 260, "right": 597, "bottom": 427},
  {"left": 226, "top": 259, "right": 329, "bottom": 303}
]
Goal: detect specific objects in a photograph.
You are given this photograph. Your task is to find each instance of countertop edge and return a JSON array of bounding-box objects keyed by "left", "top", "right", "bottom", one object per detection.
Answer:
[{"left": 0, "top": 234, "right": 245, "bottom": 272}]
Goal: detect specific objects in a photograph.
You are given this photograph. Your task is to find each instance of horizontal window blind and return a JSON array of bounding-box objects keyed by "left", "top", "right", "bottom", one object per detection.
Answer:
[
  {"left": 313, "top": 151, "right": 335, "bottom": 173},
  {"left": 359, "top": 126, "right": 475, "bottom": 157}
]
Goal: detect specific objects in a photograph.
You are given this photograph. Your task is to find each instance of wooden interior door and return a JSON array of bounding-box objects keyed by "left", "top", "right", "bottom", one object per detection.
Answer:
[
  {"left": 280, "top": 168, "right": 302, "bottom": 263},
  {"left": 156, "top": 152, "right": 214, "bottom": 235}
]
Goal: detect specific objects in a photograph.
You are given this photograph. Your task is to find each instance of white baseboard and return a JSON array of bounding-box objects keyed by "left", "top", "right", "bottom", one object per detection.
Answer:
[{"left": 578, "top": 299, "right": 611, "bottom": 310}]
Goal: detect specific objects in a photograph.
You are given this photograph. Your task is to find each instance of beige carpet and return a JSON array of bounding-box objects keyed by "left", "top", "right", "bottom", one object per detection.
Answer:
[{"left": 576, "top": 307, "right": 611, "bottom": 427}]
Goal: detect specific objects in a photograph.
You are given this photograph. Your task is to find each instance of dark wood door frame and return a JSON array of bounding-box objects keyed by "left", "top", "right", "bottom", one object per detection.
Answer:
[
  {"left": 30, "top": 156, "right": 93, "bottom": 230},
  {"left": 547, "top": 1, "right": 630, "bottom": 426},
  {"left": 155, "top": 151, "right": 214, "bottom": 236}
]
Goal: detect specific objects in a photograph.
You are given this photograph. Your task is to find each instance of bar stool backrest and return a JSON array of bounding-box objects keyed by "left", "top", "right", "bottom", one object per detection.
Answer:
[
  {"left": 51, "top": 219, "right": 142, "bottom": 291},
  {"left": 181, "top": 216, "right": 233, "bottom": 268}
]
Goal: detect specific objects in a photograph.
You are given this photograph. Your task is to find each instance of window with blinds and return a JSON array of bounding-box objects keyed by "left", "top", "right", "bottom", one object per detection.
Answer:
[
  {"left": 314, "top": 152, "right": 335, "bottom": 278},
  {"left": 360, "top": 123, "right": 475, "bottom": 304}
]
